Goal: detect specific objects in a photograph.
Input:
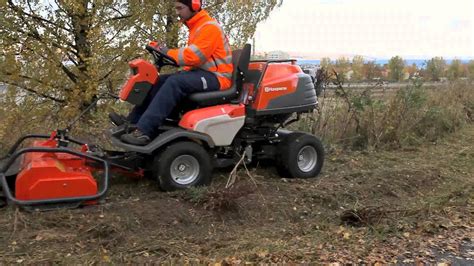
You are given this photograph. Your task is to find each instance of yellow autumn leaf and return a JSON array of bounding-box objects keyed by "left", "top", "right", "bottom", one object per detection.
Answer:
[
  {"left": 257, "top": 250, "right": 269, "bottom": 258},
  {"left": 343, "top": 232, "right": 351, "bottom": 239}
]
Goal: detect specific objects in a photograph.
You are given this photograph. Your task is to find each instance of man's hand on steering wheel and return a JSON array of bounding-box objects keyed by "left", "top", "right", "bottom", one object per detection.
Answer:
[
  {"left": 146, "top": 40, "right": 178, "bottom": 68},
  {"left": 148, "top": 40, "right": 169, "bottom": 54}
]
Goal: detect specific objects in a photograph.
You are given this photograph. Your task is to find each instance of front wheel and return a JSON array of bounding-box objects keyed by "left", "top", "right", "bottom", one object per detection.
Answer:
[
  {"left": 154, "top": 141, "right": 213, "bottom": 191},
  {"left": 277, "top": 133, "right": 324, "bottom": 179}
]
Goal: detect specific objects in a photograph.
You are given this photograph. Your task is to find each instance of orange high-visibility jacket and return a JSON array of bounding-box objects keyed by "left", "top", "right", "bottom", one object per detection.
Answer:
[{"left": 167, "top": 10, "right": 233, "bottom": 90}]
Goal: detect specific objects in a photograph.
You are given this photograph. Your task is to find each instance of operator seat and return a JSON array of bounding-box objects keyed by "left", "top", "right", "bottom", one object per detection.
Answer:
[{"left": 188, "top": 44, "right": 251, "bottom": 106}]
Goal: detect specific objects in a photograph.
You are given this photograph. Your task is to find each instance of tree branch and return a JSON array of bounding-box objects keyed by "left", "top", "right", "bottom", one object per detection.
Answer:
[
  {"left": 107, "top": 14, "right": 133, "bottom": 22},
  {"left": 2, "top": 71, "right": 62, "bottom": 91},
  {"left": 1, "top": 81, "right": 65, "bottom": 103},
  {"left": 8, "top": 0, "right": 71, "bottom": 32},
  {"left": 12, "top": 17, "right": 80, "bottom": 84}
]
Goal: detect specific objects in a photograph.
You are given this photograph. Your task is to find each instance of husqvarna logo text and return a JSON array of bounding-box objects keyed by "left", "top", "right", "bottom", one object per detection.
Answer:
[{"left": 264, "top": 87, "right": 288, "bottom": 93}]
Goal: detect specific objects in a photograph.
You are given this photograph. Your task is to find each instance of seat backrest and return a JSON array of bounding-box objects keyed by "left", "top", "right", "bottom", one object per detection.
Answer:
[
  {"left": 232, "top": 43, "right": 251, "bottom": 92},
  {"left": 238, "top": 44, "right": 251, "bottom": 76},
  {"left": 186, "top": 44, "right": 251, "bottom": 107},
  {"left": 231, "top": 49, "right": 242, "bottom": 77}
]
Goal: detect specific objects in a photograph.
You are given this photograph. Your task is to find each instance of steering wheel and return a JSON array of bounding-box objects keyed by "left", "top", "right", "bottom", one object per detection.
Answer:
[{"left": 145, "top": 45, "right": 179, "bottom": 68}]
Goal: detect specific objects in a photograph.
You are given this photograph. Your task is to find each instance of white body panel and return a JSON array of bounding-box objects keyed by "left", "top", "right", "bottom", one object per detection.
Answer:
[{"left": 194, "top": 115, "right": 245, "bottom": 146}]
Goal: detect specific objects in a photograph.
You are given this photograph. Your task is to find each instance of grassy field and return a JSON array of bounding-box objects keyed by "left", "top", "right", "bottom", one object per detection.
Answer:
[
  {"left": 0, "top": 81, "right": 473, "bottom": 263},
  {"left": 0, "top": 125, "right": 472, "bottom": 263}
]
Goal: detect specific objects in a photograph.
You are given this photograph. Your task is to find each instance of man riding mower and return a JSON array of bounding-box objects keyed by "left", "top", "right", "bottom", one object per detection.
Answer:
[
  {"left": 0, "top": 0, "right": 324, "bottom": 209},
  {"left": 118, "top": 0, "right": 233, "bottom": 146}
]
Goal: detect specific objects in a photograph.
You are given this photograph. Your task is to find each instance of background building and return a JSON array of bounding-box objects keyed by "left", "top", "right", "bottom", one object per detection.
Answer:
[{"left": 267, "top": 51, "right": 290, "bottom": 60}]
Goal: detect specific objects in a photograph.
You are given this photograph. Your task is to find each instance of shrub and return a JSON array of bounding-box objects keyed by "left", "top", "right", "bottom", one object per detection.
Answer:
[
  {"left": 0, "top": 89, "right": 129, "bottom": 153},
  {"left": 306, "top": 78, "right": 474, "bottom": 150}
]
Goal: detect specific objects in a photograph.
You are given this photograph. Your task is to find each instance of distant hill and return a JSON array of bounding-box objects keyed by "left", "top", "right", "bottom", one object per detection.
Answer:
[{"left": 296, "top": 59, "right": 472, "bottom": 69}]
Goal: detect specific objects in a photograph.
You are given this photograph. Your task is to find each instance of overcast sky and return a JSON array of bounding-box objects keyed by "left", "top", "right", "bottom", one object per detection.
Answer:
[{"left": 253, "top": 0, "right": 473, "bottom": 59}]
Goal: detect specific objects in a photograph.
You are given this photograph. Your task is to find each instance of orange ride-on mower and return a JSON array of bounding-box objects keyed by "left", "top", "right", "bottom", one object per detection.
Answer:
[{"left": 0, "top": 44, "right": 324, "bottom": 209}]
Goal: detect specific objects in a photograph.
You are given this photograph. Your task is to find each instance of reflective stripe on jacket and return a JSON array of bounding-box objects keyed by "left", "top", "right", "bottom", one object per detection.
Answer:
[{"left": 167, "top": 10, "right": 233, "bottom": 90}]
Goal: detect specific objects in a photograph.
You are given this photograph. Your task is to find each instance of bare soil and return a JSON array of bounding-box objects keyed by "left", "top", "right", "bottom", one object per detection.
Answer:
[{"left": 1, "top": 125, "right": 473, "bottom": 264}]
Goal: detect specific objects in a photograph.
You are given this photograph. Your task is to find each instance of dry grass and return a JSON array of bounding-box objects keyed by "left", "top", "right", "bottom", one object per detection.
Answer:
[
  {"left": 0, "top": 123, "right": 472, "bottom": 263},
  {"left": 0, "top": 94, "right": 127, "bottom": 153},
  {"left": 0, "top": 81, "right": 473, "bottom": 263},
  {"left": 299, "top": 80, "right": 474, "bottom": 150}
]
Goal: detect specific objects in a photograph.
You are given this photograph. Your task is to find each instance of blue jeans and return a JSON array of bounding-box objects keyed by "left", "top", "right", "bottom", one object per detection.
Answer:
[{"left": 128, "top": 69, "right": 220, "bottom": 137}]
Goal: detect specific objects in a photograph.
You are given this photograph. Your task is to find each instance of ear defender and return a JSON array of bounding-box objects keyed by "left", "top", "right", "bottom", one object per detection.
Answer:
[{"left": 191, "top": 0, "right": 201, "bottom": 12}]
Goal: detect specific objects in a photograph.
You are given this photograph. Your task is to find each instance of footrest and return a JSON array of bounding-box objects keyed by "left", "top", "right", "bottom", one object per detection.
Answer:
[{"left": 109, "top": 112, "right": 128, "bottom": 126}]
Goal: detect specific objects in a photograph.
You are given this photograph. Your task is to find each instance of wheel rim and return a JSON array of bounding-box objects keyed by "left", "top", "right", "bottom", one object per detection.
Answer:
[
  {"left": 297, "top": 145, "right": 317, "bottom": 173},
  {"left": 170, "top": 155, "right": 200, "bottom": 185}
]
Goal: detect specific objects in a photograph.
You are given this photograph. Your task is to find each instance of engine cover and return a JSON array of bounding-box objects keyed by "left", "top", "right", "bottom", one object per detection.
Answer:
[{"left": 249, "top": 62, "right": 317, "bottom": 115}]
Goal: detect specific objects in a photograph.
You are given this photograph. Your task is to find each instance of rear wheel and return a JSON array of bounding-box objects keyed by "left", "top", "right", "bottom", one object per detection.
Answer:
[
  {"left": 277, "top": 133, "right": 324, "bottom": 179},
  {"left": 154, "top": 141, "right": 212, "bottom": 191}
]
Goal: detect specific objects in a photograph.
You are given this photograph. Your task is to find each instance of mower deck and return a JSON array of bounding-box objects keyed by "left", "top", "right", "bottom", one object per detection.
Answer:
[{"left": 0, "top": 133, "right": 115, "bottom": 208}]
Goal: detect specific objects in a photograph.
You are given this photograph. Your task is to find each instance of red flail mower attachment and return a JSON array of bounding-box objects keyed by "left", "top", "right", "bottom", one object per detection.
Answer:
[{"left": 0, "top": 131, "right": 110, "bottom": 209}]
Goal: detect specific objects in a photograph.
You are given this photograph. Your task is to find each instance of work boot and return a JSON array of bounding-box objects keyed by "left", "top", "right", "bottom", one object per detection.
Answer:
[
  {"left": 109, "top": 112, "right": 129, "bottom": 126},
  {"left": 121, "top": 129, "right": 151, "bottom": 146}
]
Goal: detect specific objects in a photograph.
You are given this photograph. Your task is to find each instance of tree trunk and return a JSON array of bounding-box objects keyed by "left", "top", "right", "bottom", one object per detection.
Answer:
[
  {"left": 165, "top": 4, "right": 179, "bottom": 48},
  {"left": 70, "top": 0, "right": 95, "bottom": 109}
]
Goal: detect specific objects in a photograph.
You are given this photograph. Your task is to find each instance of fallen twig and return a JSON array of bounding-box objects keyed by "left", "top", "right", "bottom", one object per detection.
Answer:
[{"left": 225, "top": 151, "right": 246, "bottom": 189}]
